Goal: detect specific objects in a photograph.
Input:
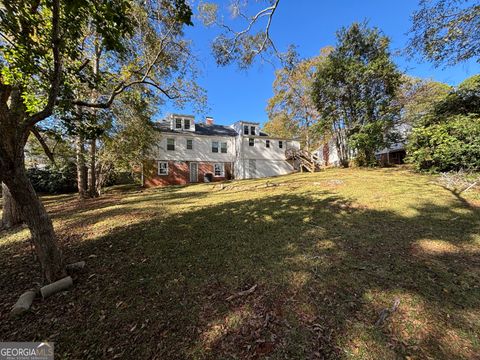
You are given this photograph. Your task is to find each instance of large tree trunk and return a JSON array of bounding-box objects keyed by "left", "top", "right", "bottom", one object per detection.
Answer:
[
  {"left": 1, "top": 182, "right": 23, "bottom": 229},
  {"left": 88, "top": 138, "right": 98, "bottom": 198},
  {"left": 4, "top": 164, "right": 65, "bottom": 283},
  {"left": 76, "top": 133, "right": 88, "bottom": 198}
]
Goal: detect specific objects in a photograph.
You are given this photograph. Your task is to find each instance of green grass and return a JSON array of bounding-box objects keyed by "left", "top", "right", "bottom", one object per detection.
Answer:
[{"left": 1, "top": 167, "right": 479, "bottom": 359}]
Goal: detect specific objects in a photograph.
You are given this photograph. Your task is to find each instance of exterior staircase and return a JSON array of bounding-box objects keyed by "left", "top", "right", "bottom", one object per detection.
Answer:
[{"left": 286, "top": 149, "right": 321, "bottom": 173}]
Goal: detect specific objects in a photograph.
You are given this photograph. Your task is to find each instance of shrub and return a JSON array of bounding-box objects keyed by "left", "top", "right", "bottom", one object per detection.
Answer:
[
  {"left": 406, "top": 114, "right": 480, "bottom": 171},
  {"left": 27, "top": 163, "right": 77, "bottom": 194}
]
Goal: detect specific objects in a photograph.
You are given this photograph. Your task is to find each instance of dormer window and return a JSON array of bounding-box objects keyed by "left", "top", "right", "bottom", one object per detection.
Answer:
[
  {"left": 175, "top": 118, "right": 182, "bottom": 129},
  {"left": 243, "top": 125, "right": 249, "bottom": 135},
  {"left": 184, "top": 119, "right": 190, "bottom": 130},
  {"left": 250, "top": 126, "right": 256, "bottom": 135}
]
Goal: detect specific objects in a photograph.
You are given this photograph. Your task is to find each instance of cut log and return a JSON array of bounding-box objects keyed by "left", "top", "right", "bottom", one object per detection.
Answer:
[
  {"left": 40, "top": 276, "right": 73, "bottom": 299},
  {"left": 66, "top": 261, "right": 86, "bottom": 273},
  {"left": 10, "top": 290, "right": 37, "bottom": 317}
]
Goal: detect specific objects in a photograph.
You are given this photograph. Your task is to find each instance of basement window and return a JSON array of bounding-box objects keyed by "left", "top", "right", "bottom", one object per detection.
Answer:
[
  {"left": 187, "top": 139, "right": 193, "bottom": 150},
  {"left": 212, "top": 141, "right": 219, "bottom": 153},
  {"left": 249, "top": 138, "right": 254, "bottom": 147},
  {"left": 266, "top": 139, "right": 270, "bottom": 148},
  {"left": 279, "top": 140, "right": 283, "bottom": 149},
  {"left": 221, "top": 142, "right": 227, "bottom": 153},
  {"left": 158, "top": 161, "right": 168, "bottom": 176},
  {"left": 214, "top": 163, "right": 224, "bottom": 177},
  {"left": 167, "top": 138, "right": 175, "bottom": 151}
]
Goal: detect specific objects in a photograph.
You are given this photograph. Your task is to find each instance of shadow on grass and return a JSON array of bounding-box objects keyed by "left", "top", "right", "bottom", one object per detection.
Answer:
[{"left": 0, "top": 187, "right": 479, "bottom": 359}]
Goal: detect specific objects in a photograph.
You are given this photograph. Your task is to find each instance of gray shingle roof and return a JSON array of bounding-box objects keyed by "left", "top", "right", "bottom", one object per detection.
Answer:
[{"left": 154, "top": 121, "right": 238, "bottom": 137}]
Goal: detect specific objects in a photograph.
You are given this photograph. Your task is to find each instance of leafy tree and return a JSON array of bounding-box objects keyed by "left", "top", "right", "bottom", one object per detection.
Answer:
[
  {"left": 312, "top": 23, "right": 402, "bottom": 167},
  {"left": 266, "top": 48, "right": 331, "bottom": 149},
  {"left": 263, "top": 112, "right": 299, "bottom": 139},
  {"left": 0, "top": 0, "right": 194, "bottom": 283},
  {"left": 407, "top": 75, "right": 480, "bottom": 171},
  {"left": 408, "top": 0, "right": 480, "bottom": 66},
  {"left": 397, "top": 76, "right": 452, "bottom": 126}
]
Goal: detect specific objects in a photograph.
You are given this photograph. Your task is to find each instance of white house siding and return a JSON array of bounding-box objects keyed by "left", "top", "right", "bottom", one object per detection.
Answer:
[
  {"left": 234, "top": 136, "right": 300, "bottom": 179},
  {"left": 155, "top": 133, "right": 236, "bottom": 163}
]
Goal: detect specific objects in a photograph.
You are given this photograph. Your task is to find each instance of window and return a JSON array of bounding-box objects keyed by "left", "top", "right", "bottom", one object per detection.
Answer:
[
  {"left": 221, "top": 142, "right": 227, "bottom": 153},
  {"left": 158, "top": 161, "right": 168, "bottom": 176},
  {"left": 214, "top": 163, "right": 224, "bottom": 177},
  {"left": 279, "top": 140, "right": 283, "bottom": 149},
  {"left": 175, "top": 118, "right": 182, "bottom": 129},
  {"left": 184, "top": 119, "right": 190, "bottom": 130},
  {"left": 249, "top": 138, "right": 254, "bottom": 147},
  {"left": 167, "top": 138, "right": 175, "bottom": 151},
  {"left": 243, "top": 125, "right": 249, "bottom": 135},
  {"left": 266, "top": 139, "right": 270, "bottom": 148},
  {"left": 212, "top": 141, "right": 219, "bottom": 153},
  {"left": 250, "top": 126, "right": 256, "bottom": 135},
  {"left": 186, "top": 139, "right": 193, "bottom": 150}
]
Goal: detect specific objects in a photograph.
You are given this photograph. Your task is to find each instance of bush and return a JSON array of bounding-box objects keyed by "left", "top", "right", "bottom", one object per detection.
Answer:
[
  {"left": 27, "top": 163, "right": 77, "bottom": 194},
  {"left": 406, "top": 114, "right": 480, "bottom": 171}
]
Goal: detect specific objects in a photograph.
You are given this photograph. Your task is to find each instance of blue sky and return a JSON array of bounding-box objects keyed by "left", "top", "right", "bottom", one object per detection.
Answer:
[{"left": 162, "top": 0, "right": 478, "bottom": 126}]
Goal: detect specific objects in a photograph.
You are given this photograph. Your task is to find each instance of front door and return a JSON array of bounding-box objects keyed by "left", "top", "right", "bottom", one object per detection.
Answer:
[{"left": 189, "top": 162, "right": 198, "bottom": 183}]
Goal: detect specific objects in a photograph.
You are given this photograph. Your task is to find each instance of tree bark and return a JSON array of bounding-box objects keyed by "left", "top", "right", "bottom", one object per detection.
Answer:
[
  {"left": 1, "top": 182, "right": 23, "bottom": 229},
  {"left": 88, "top": 138, "right": 98, "bottom": 198},
  {"left": 76, "top": 133, "right": 88, "bottom": 198},
  {"left": 3, "top": 165, "right": 65, "bottom": 283}
]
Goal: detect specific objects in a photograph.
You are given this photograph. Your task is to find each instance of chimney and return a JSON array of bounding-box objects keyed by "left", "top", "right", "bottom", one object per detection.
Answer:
[{"left": 206, "top": 116, "right": 214, "bottom": 125}]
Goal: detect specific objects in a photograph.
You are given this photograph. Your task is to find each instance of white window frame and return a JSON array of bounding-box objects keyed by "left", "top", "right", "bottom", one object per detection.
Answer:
[
  {"left": 250, "top": 126, "right": 256, "bottom": 135},
  {"left": 175, "top": 118, "right": 182, "bottom": 129},
  {"left": 212, "top": 141, "right": 219, "bottom": 153},
  {"left": 249, "top": 138, "right": 254, "bottom": 147},
  {"left": 214, "top": 163, "right": 224, "bottom": 177},
  {"left": 158, "top": 161, "right": 168, "bottom": 176},
  {"left": 186, "top": 139, "right": 193, "bottom": 150},
  {"left": 167, "top": 138, "right": 175, "bottom": 151},
  {"left": 220, "top": 142, "right": 227, "bottom": 153},
  {"left": 184, "top": 118, "right": 191, "bottom": 130},
  {"left": 243, "top": 125, "right": 249, "bottom": 135}
]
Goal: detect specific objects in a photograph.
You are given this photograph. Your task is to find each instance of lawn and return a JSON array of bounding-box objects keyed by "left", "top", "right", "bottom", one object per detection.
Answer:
[{"left": 1, "top": 167, "right": 479, "bottom": 359}]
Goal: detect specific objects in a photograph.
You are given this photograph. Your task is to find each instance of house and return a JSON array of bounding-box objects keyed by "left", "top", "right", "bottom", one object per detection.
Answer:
[{"left": 143, "top": 114, "right": 300, "bottom": 187}]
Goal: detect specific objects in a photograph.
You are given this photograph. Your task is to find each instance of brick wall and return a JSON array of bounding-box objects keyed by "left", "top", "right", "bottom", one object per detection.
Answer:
[{"left": 143, "top": 160, "right": 232, "bottom": 187}]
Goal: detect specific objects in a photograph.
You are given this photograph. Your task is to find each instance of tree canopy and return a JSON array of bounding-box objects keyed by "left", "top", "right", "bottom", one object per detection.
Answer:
[
  {"left": 408, "top": 0, "right": 480, "bottom": 66},
  {"left": 312, "top": 22, "right": 402, "bottom": 167}
]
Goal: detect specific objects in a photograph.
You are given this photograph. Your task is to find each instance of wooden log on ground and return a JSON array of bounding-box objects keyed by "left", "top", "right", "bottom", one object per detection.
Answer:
[
  {"left": 40, "top": 276, "right": 73, "bottom": 299},
  {"left": 10, "top": 290, "right": 37, "bottom": 317},
  {"left": 66, "top": 261, "right": 86, "bottom": 273}
]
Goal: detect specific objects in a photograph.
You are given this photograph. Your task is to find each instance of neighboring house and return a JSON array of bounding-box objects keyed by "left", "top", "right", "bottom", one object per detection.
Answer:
[
  {"left": 315, "top": 123, "right": 412, "bottom": 166},
  {"left": 143, "top": 114, "right": 300, "bottom": 187}
]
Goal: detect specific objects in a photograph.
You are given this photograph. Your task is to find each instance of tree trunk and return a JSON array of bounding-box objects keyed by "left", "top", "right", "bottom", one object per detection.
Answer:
[
  {"left": 88, "top": 138, "right": 98, "bottom": 198},
  {"left": 4, "top": 165, "right": 65, "bottom": 283},
  {"left": 76, "top": 134, "right": 88, "bottom": 198},
  {"left": 1, "top": 182, "right": 23, "bottom": 229}
]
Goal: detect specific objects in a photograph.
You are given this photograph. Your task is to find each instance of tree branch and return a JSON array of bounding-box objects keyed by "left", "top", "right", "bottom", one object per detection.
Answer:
[{"left": 31, "top": 127, "right": 55, "bottom": 164}]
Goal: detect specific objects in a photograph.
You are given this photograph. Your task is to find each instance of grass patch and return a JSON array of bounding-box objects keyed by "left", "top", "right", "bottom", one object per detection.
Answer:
[{"left": 1, "top": 167, "right": 479, "bottom": 359}]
